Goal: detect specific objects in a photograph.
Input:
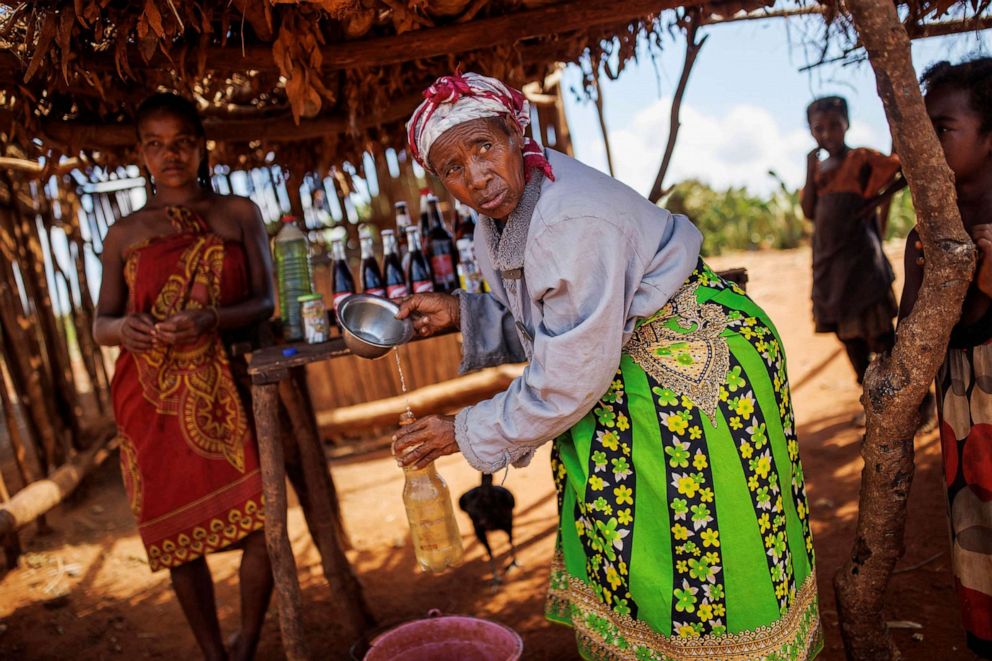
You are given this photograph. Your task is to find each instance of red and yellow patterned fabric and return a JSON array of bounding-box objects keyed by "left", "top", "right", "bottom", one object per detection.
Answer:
[
  {"left": 111, "top": 206, "right": 264, "bottom": 572},
  {"left": 937, "top": 338, "right": 992, "bottom": 657}
]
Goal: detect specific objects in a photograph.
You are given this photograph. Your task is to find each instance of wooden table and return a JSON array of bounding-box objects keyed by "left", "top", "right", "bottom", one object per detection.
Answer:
[{"left": 247, "top": 331, "right": 454, "bottom": 659}]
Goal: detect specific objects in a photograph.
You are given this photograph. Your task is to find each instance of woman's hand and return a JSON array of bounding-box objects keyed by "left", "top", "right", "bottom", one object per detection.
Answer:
[
  {"left": 396, "top": 293, "right": 460, "bottom": 337},
  {"left": 119, "top": 313, "right": 158, "bottom": 353},
  {"left": 392, "top": 415, "right": 460, "bottom": 469},
  {"left": 154, "top": 309, "right": 218, "bottom": 345},
  {"left": 973, "top": 224, "right": 992, "bottom": 297}
]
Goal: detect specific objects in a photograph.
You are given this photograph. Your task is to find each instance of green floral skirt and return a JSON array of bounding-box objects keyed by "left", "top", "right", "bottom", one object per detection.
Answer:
[{"left": 547, "top": 262, "right": 823, "bottom": 660}]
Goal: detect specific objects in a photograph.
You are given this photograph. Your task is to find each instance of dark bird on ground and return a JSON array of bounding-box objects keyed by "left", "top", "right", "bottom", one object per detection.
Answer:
[{"left": 458, "top": 473, "right": 518, "bottom": 585}]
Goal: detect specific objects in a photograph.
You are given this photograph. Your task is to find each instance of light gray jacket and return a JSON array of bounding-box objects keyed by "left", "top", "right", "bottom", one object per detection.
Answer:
[{"left": 454, "top": 149, "right": 703, "bottom": 473}]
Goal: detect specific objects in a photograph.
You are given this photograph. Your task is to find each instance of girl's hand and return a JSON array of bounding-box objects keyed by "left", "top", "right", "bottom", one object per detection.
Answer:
[
  {"left": 973, "top": 224, "right": 992, "bottom": 297},
  {"left": 395, "top": 293, "right": 460, "bottom": 337},
  {"left": 119, "top": 313, "right": 157, "bottom": 353},
  {"left": 154, "top": 309, "right": 218, "bottom": 345},
  {"left": 806, "top": 147, "right": 822, "bottom": 177},
  {"left": 392, "top": 415, "right": 460, "bottom": 469}
]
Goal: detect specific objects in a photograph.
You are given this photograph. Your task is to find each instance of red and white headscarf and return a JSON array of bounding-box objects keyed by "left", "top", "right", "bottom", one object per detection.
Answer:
[{"left": 406, "top": 72, "right": 554, "bottom": 181}]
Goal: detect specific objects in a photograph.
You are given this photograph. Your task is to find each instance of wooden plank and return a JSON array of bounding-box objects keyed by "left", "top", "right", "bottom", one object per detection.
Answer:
[
  {"left": 251, "top": 383, "right": 310, "bottom": 661},
  {"left": 41, "top": 93, "right": 425, "bottom": 149},
  {"left": 247, "top": 328, "right": 459, "bottom": 384}
]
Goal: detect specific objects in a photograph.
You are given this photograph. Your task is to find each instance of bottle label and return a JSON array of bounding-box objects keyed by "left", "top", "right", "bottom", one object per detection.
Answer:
[
  {"left": 430, "top": 254, "right": 455, "bottom": 282},
  {"left": 364, "top": 287, "right": 385, "bottom": 297},
  {"left": 332, "top": 291, "right": 352, "bottom": 315},
  {"left": 387, "top": 283, "right": 409, "bottom": 299},
  {"left": 412, "top": 280, "right": 434, "bottom": 293}
]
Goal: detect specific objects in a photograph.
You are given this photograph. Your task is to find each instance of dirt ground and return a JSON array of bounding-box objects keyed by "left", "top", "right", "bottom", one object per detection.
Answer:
[{"left": 0, "top": 244, "right": 975, "bottom": 660}]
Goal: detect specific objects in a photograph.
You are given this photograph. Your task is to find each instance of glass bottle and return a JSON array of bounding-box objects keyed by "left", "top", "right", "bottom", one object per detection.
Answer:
[
  {"left": 456, "top": 238, "right": 484, "bottom": 294},
  {"left": 360, "top": 236, "right": 385, "bottom": 297},
  {"left": 405, "top": 226, "right": 434, "bottom": 294},
  {"left": 394, "top": 201, "right": 412, "bottom": 260},
  {"left": 330, "top": 238, "right": 355, "bottom": 320},
  {"left": 273, "top": 215, "right": 313, "bottom": 341},
  {"left": 381, "top": 230, "right": 408, "bottom": 300},
  {"left": 426, "top": 196, "right": 458, "bottom": 292},
  {"left": 398, "top": 410, "right": 464, "bottom": 572}
]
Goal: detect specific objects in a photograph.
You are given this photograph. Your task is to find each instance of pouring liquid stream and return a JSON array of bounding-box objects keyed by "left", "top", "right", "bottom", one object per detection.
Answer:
[{"left": 393, "top": 347, "right": 413, "bottom": 418}]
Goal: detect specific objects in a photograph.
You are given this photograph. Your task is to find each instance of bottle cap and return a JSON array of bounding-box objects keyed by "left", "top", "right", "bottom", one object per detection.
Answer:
[
  {"left": 280, "top": 214, "right": 297, "bottom": 224},
  {"left": 456, "top": 238, "right": 472, "bottom": 250},
  {"left": 282, "top": 347, "right": 298, "bottom": 357}
]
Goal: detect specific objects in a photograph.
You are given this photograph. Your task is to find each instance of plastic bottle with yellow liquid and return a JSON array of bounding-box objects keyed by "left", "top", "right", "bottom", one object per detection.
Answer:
[{"left": 397, "top": 410, "right": 464, "bottom": 572}]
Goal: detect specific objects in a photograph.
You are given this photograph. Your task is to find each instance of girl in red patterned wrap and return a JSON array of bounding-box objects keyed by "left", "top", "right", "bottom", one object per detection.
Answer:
[{"left": 94, "top": 93, "right": 275, "bottom": 661}]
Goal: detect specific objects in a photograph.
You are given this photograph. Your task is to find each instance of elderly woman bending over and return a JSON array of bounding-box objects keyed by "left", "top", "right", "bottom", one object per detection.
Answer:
[{"left": 394, "top": 72, "right": 822, "bottom": 661}]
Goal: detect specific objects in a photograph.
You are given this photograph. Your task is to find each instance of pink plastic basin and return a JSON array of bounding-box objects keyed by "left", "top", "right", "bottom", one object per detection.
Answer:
[{"left": 363, "top": 610, "right": 523, "bottom": 661}]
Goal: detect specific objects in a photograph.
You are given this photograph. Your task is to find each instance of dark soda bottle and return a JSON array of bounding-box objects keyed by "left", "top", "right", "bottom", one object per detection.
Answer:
[
  {"left": 360, "top": 236, "right": 385, "bottom": 297},
  {"left": 382, "top": 230, "right": 408, "bottom": 300},
  {"left": 394, "top": 201, "right": 412, "bottom": 259},
  {"left": 454, "top": 201, "right": 477, "bottom": 242},
  {"left": 426, "top": 196, "right": 458, "bottom": 292},
  {"left": 331, "top": 238, "right": 356, "bottom": 319},
  {"left": 418, "top": 188, "right": 431, "bottom": 252},
  {"left": 405, "top": 226, "right": 435, "bottom": 294}
]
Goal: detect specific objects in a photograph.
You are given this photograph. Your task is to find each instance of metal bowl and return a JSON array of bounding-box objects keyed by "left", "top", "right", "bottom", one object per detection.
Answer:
[{"left": 337, "top": 294, "right": 414, "bottom": 359}]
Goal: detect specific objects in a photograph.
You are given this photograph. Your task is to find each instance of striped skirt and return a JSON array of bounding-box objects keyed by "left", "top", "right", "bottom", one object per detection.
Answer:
[{"left": 546, "top": 262, "right": 822, "bottom": 660}]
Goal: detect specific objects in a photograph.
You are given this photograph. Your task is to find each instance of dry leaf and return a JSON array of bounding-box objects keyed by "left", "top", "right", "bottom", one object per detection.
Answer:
[
  {"left": 24, "top": 13, "right": 58, "bottom": 83},
  {"left": 58, "top": 8, "right": 75, "bottom": 83},
  {"left": 144, "top": 0, "right": 165, "bottom": 38}
]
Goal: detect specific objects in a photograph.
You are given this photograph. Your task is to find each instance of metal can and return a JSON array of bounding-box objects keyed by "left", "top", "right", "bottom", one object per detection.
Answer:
[{"left": 298, "top": 293, "right": 329, "bottom": 344}]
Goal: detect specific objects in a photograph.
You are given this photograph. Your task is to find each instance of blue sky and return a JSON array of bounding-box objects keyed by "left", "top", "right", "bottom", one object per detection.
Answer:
[{"left": 559, "top": 19, "right": 992, "bottom": 195}]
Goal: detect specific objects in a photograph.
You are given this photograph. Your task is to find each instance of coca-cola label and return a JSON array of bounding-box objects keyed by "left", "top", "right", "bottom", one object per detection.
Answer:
[
  {"left": 333, "top": 291, "right": 351, "bottom": 315},
  {"left": 364, "top": 288, "right": 385, "bottom": 298},
  {"left": 387, "top": 284, "right": 409, "bottom": 299},
  {"left": 412, "top": 280, "right": 434, "bottom": 293},
  {"left": 430, "top": 254, "right": 455, "bottom": 282}
]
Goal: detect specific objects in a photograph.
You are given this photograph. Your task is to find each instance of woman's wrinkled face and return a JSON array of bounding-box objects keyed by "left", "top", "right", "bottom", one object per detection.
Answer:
[
  {"left": 137, "top": 111, "right": 204, "bottom": 189},
  {"left": 808, "top": 109, "right": 848, "bottom": 155},
  {"left": 428, "top": 116, "right": 526, "bottom": 221},
  {"left": 926, "top": 85, "right": 992, "bottom": 188}
]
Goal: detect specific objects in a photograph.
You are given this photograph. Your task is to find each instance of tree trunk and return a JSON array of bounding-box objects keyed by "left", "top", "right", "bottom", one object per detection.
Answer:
[
  {"left": 834, "top": 0, "right": 975, "bottom": 658},
  {"left": 648, "top": 15, "right": 707, "bottom": 204}
]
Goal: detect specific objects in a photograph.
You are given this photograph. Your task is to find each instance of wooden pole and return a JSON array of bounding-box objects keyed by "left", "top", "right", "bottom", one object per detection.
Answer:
[
  {"left": 833, "top": 0, "right": 976, "bottom": 658},
  {"left": 0, "top": 428, "right": 116, "bottom": 536},
  {"left": 252, "top": 382, "right": 310, "bottom": 661},
  {"left": 315, "top": 364, "right": 523, "bottom": 433},
  {"left": 648, "top": 15, "right": 707, "bottom": 204},
  {"left": 281, "top": 369, "right": 375, "bottom": 636}
]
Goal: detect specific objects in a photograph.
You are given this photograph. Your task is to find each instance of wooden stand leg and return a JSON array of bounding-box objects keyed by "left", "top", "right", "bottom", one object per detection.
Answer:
[
  {"left": 252, "top": 382, "right": 310, "bottom": 661},
  {"left": 280, "top": 371, "right": 376, "bottom": 635}
]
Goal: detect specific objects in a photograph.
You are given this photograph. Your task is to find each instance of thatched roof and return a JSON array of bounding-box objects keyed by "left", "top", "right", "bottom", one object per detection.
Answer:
[{"left": 0, "top": 0, "right": 988, "bottom": 173}]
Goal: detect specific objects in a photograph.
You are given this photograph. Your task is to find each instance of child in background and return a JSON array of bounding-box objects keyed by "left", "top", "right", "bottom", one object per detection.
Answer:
[
  {"left": 802, "top": 96, "right": 903, "bottom": 402},
  {"left": 901, "top": 57, "right": 992, "bottom": 658}
]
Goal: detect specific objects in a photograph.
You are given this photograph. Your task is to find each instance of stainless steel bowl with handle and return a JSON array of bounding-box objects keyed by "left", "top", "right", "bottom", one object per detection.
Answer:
[{"left": 337, "top": 294, "right": 414, "bottom": 359}]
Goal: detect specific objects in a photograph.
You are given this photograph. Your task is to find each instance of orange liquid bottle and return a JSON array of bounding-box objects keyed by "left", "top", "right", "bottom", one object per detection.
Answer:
[{"left": 398, "top": 410, "right": 464, "bottom": 572}]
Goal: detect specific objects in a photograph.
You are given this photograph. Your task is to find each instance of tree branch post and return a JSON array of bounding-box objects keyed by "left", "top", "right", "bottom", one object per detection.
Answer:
[
  {"left": 648, "top": 14, "right": 707, "bottom": 204},
  {"left": 834, "top": 0, "right": 975, "bottom": 658}
]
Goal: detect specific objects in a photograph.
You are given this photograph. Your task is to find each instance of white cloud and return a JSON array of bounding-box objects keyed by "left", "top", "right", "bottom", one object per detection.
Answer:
[{"left": 578, "top": 98, "right": 885, "bottom": 197}]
